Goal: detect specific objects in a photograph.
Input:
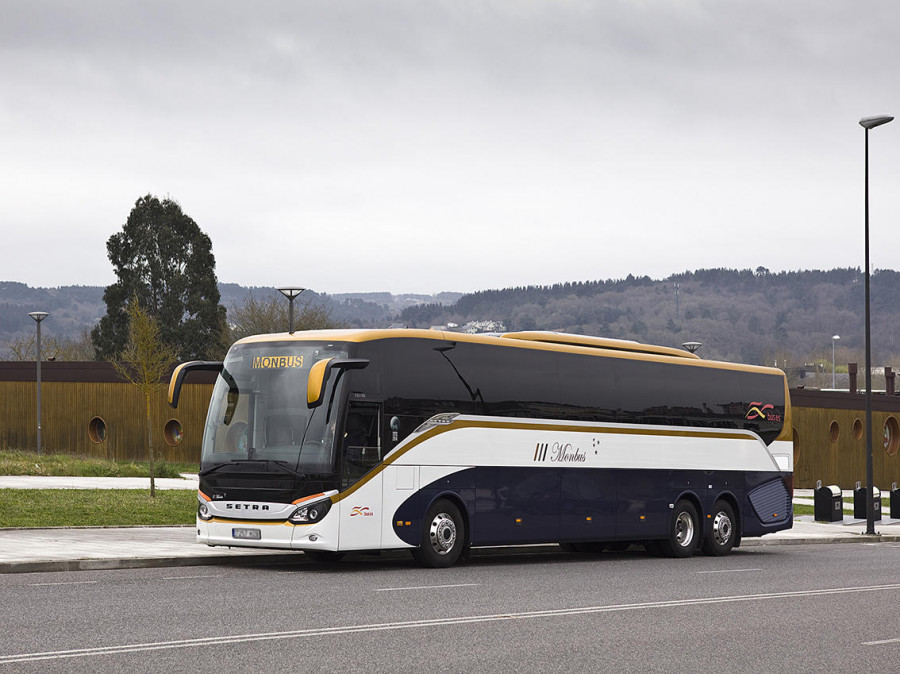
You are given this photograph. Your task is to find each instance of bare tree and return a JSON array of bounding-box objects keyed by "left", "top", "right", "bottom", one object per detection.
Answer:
[
  {"left": 111, "top": 298, "right": 178, "bottom": 497},
  {"left": 5, "top": 329, "right": 96, "bottom": 361},
  {"left": 224, "top": 290, "right": 338, "bottom": 345}
]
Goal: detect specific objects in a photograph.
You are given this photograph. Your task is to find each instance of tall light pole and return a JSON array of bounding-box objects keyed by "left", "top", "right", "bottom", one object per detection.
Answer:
[
  {"left": 28, "top": 311, "right": 49, "bottom": 455},
  {"left": 832, "top": 335, "right": 840, "bottom": 388},
  {"left": 860, "top": 114, "right": 893, "bottom": 536},
  {"left": 277, "top": 287, "right": 305, "bottom": 334},
  {"left": 681, "top": 341, "right": 702, "bottom": 354}
]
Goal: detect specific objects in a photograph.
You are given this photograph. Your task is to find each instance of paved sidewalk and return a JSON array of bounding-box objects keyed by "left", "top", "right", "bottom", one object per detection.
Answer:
[{"left": 0, "top": 526, "right": 300, "bottom": 574}]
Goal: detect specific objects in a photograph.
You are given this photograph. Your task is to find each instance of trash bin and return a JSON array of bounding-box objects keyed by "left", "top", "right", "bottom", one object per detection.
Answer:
[
  {"left": 814, "top": 481, "right": 843, "bottom": 522},
  {"left": 854, "top": 482, "right": 882, "bottom": 521},
  {"left": 891, "top": 482, "right": 900, "bottom": 520}
]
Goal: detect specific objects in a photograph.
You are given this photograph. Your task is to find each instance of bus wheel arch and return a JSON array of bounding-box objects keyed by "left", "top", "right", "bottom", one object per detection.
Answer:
[{"left": 412, "top": 495, "right": 468, "bottom": 568}]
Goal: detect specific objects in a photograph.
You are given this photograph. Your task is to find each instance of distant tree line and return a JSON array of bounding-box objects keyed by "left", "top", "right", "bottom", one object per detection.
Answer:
[
  {"left": 399, "top": 267, "right": 900, "bottom": 378},
  {"left": 5, "top": 193, "right": 900, "bottom": 383}
]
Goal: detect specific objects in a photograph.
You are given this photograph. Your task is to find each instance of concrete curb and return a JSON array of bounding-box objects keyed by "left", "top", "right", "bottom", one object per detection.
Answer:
[
  {"left": 0, "top": 553, "right": 304, "bottom": 575},
  {"left": 4, "top": 533, "right": 900, "bottom": 574}
]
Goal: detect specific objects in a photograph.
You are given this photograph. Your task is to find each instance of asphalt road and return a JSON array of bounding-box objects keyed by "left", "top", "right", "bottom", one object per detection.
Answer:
[{"left": 2, "top": 543, "right": 900, "bottom": 672}]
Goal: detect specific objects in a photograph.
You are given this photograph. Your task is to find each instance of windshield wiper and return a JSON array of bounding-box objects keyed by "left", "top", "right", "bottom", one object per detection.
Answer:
[{"left": 199, "top": 459, "right": 307, "bottom": 480}]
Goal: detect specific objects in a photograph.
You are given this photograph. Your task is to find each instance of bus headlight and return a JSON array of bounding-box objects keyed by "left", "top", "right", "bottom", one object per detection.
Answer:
[
  {"left": 198, "top": 501, "right": 212, "bottom": 521},
  {"left": 289, "top": 499, "right": 332, "bottom": 524}
]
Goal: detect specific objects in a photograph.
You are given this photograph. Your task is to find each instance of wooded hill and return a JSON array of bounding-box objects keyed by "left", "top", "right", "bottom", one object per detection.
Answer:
[
  {"left": 399, "top": 268, "right": 900, "bottom": 378},
  {"left": 2, "top": 269, "right": 897, "bottom": 382}
]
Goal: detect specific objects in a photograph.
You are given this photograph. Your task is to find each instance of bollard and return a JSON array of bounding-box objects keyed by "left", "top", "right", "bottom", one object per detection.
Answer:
[{"left": 892, "top": 482, "right": 900, "bottom": 520}]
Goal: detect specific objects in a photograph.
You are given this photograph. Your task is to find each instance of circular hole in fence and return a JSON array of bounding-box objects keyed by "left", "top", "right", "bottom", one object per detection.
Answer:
[
  {"left": 853, "top": 418, "right": 863, "bottom": 440},
  {"left": 164, "top": 419, "right": 184, "bottom": 447},
  {"left": 88, "top": 417, "right": 107, "bottom": 444},
  {"left": 884, "top": 417, "right": 899, "bottom": 456},
  {"left": 829, "top": 420, "right": 840, "bottom": 443}
]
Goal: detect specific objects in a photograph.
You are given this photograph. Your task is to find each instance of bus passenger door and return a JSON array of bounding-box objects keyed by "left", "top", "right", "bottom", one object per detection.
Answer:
[{"left": 338, "top": 403, "right": 384, "bottom": 550}]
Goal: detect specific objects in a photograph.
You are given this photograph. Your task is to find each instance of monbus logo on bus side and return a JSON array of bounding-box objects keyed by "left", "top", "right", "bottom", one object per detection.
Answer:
[
  {"left": 746, "top": 402, "right": 782, "bottom": 422},
  {"left": 251, "top": 355, "right": 304, "bottom": 369},
  {"left": 533, "top": 442, "right": 587, "bottom": 463}
]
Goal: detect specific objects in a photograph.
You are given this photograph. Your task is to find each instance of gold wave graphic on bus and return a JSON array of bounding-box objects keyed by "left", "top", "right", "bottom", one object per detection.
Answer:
[{"left": 746, "top": 402, "right": 774, "bottom": 421}]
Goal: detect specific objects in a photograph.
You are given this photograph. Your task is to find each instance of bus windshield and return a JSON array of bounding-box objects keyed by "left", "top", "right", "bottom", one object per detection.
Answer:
[{"left": 200, "top": 341, "right": 349, "bottom": 475}]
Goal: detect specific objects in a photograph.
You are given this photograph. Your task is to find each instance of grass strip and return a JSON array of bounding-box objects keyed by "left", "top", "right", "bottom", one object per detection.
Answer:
[
  {"left": 0, "top": 489, "right": 196, "bottom": 528},
  {"left": 0, "top": 450, "right": 197, "bottom": 479}
]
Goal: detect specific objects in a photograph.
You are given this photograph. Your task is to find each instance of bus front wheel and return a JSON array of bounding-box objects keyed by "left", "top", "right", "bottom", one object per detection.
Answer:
[
  {"left": 660, "top": 500, "right": 700, "bottom": 558},
  {"left": 412, "top": 499, "right": 466, "bottom": 568}
]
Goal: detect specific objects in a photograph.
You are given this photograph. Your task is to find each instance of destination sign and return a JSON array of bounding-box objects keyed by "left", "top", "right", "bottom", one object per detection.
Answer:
[{"left": 251, "top": 355, "right": 304, "bottom": 369}]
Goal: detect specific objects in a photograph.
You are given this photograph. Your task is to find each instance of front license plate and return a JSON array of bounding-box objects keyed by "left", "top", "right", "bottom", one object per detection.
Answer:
[{"left": 232, "top": 528, "right": 261, "bottom": 540}]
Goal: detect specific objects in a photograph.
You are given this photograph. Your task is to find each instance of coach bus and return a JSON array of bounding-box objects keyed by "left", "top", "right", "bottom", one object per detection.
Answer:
[{"left": 168, "top": 329, "right": 793, "bottom": 567}]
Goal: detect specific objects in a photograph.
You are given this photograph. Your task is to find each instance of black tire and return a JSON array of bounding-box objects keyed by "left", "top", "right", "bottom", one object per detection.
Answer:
[
  {"left": 701, "top": 500, "right": 737, "bottom": 556},
  {"left": 660, "top": 499, "right": 700, "bottom": 558},
  {"left": 412, "top": 499, "right": 466, "bottom": 568},
  {"left": 304, "top": 550, "right": 345, "bottom": 563}
]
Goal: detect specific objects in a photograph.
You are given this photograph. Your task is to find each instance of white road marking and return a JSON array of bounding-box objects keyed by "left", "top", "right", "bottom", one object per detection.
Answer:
[
  {"left": 163, "top": 574, "right": 223, "bottom": 580},
  {"left": 4, "top": 582, "right": 900, "bottom": 664},
  {"left": 694, "top": 568, "right": 762, "bottom": 574},
  {"left": 27, "top": 581, "right": 98, "bottom": 587},
  {"left": 863, "top": 637, "right": 900, "bottom": 646},
  {"left": 375, "top": 583, "right": 479, "bottom": 592}
]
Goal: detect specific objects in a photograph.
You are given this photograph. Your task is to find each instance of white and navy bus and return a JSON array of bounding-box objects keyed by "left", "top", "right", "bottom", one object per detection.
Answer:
[{"left": 169, "top": 329, "right": 793, "bottom": 567}]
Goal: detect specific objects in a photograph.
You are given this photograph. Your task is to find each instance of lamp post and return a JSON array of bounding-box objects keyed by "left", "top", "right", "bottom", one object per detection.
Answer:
[
  {"left": 860, "top": 114, "right": 893, "bottom": 536},
  {"left": 832, "top": 335, "right": 840, "bottom": 388},
  {"left": 277, "top": 287, "right": 305, "bottom": 334},
  {"left": 28, "top": 311, "right": 49, "bottom": 455},
  {"left": 681, "top": 341, "right": 702, "bottom": 354}
]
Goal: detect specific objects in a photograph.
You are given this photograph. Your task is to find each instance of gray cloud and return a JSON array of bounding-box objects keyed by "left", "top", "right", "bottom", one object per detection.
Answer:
[{"left": 2, "top": 1, "right": 900, "bottom": 294}]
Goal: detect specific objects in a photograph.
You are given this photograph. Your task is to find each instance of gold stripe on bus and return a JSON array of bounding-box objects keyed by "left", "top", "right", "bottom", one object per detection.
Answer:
[{"left": 331, "top": 418, "right": 764, "bottom": 504}]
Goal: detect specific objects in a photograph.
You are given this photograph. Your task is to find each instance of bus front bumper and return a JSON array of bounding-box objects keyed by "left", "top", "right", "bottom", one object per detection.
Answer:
[{"left": 197, "top": 517, "right": 340, "bottom": 552}]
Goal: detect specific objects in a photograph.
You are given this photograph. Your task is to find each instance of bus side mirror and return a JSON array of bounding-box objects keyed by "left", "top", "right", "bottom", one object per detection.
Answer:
[
  {"left": 168, "top": 361, "right": 223, "bottom": 408},
  {"left": 307, "top": 358, "right": 370, "bottom": 408}
]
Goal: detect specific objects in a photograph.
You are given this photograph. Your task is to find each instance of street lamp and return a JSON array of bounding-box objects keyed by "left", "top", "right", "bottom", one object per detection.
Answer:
[
  {"left": 860, "top": 113, "right": 893, "bottom": 536},
  {"left": 277, "top": 287, "right": 305, "bottom": 334},
  {"left": 832, "top": 335, "right": 840, "bottom": 388},
  {"left": 28, "top": 311, "right": 49, "bottom": 455},
  {"left": 681, "top": 341, "right": 702, "bottom": 354}
]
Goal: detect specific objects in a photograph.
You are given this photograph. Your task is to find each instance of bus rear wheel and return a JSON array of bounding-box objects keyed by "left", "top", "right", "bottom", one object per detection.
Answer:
[
  {"left": 702, "top": 500, "right": 736, "bottom": 556},
  {"left": 412, "top": 499, "right": 466, "bottom": 568},
  {"left": 660, "top": 500, "right": 700, "bottom": 558}
]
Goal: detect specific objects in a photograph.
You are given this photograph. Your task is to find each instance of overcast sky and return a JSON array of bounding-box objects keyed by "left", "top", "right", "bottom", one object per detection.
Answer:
[{"left": 3, "top": 1, "right": 900, "bottom": 295}]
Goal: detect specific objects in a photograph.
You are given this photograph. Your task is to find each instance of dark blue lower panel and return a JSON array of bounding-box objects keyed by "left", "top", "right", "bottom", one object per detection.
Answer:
[{"left": 392, "top": 466, "right": 791, "bottom": 547}]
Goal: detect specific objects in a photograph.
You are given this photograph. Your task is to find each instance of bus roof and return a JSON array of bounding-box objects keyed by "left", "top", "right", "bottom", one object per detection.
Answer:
[{"left": 231, "top": 328, "right": 790, "bottom": 379}]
